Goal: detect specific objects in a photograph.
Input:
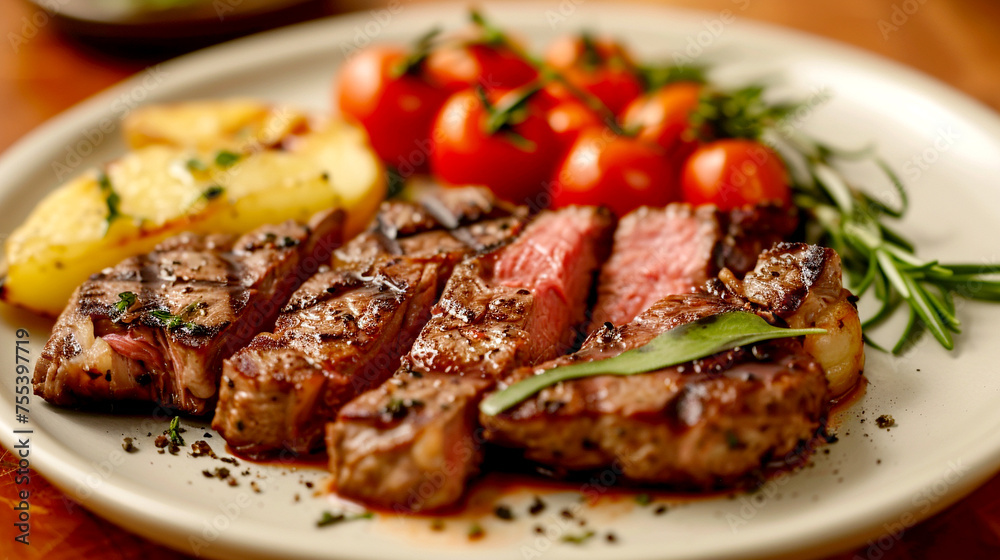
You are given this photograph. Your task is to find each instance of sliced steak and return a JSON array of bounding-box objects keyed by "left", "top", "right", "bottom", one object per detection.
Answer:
[
  {"left": 33, "top": 210, "right": 343, "bottom": 414},
  {"left": 328, "top": 206, "right": 615, "bottom": 512},
  {"left": 590, "top": 203, "right": 796, "bottom": 329},
  {"left": 481, "top": 243, "right": 856, "bottom": 490},
  {"left": 212, "top": 202, "right": 527, "bottom": 458}
]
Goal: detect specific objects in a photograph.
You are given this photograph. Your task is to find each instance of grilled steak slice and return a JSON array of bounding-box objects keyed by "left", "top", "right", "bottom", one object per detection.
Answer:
[
  {"left": 590, "top": 203, "right": 796, "bottom": 329},
  {"left": 33, "top": 210, "right": 343, "bottom": 414},
  {"left": 212, "top": 201, "right": 527, "bottom": 457},
  {"left": 481, "top": 243, "right": 856, "bottom": 490},
  {"left": 328, "top": 206, "right": 615, "bottom": 512}
]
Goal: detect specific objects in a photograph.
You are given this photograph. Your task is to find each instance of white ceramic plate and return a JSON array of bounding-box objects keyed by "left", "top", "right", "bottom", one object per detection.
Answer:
[{"left": 3, "top": 2, "right": 1000, "bottom": 559}]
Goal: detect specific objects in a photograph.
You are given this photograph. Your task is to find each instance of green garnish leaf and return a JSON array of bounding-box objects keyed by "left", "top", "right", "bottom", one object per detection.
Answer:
[
  {"left": 185, "top": 158, "right": 207, "bottom": 172},
  {"left": 168, "top": 416, "right": 184, "bottom": 446},
  {"left": 635, "top": 493, "right": 652, "bottom": 506},
  {"left": 214, "top": 150, "right": 241, "bottom": 168},
  {"left": 149, "top": 305, "right": 207, "bottom": 335},
  {"left": 561, "top": 530, "right": 596, "bottom": 545},
  {"left": 114, "top": 291, "right": 137, "bottom": 316},
  {"left": 777, "top": 123, "right": 1000, "bottom": 353},
  {"left": 480, "top": 312, "right": 824, "bottom": 416},
  {"left": 383, "top": 398, "right": 424, "bottom": 420},
  {"left": 316, "top": 511, "right": 374, "bottom": 528},
  {"left": 690, "top": 85, "right": 800, "bottom": 142},
  {"left": 391, "top": 27, "right": 442, "bottom": 78},
  {"left": 685, "top": 80, "right": 1000, "bottom": 354},
  {"left": 638, "top": 63, "right": 708, "bottom": 90},
  {"left": 97, "top": 172, "right": 123, "bottom": 233}
]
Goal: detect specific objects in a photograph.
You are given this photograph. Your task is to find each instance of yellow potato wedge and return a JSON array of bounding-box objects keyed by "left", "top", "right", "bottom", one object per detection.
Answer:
[
  {"left": 1, "top": 119, "right": 385, "bottom": 316},
  {"left": 123, "top": 98, "right": 310, "bottom": 152}
]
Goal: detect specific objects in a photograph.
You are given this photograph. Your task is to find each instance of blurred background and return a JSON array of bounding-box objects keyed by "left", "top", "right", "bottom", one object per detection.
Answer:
[
  {"left": 2, "top": 1, "right": 1000, "bottom": 559},
  {"left": 2, "top": 0, "right": 999, "bottom": 153}
]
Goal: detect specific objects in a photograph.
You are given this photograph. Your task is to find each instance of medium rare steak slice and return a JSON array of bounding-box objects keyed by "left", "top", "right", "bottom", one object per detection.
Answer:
[
  {"left": 481, "top": 243, "right": 859, "bottom": 490},
  {"left": 212, "top": 197, "right": 527, "bottom": 457},
  {"left": 33, "top": 210, "right": 343, "bottom": 414},
  {"left": 590, "top": 203, "right": 796, "bottom": 329},
  {"left": 328, "top": 206, "right": 615, "bottom": 512}
]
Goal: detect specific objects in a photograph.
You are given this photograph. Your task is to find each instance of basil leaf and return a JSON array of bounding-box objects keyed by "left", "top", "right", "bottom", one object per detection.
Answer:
[{"left": 479, "top": 311, "right": 825, "bottom": 416}]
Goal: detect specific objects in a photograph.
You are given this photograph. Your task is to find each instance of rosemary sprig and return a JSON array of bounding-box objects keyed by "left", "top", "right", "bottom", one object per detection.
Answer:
[
  {"left": 692, "top": 85, "right": 1000, "bottom": 353},
  {"left": 774, "top": 122, "right": 1000, "bottom": 353}
]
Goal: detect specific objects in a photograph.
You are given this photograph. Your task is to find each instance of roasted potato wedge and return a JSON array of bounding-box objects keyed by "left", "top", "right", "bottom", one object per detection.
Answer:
[
  {"left": 1, "top": 119, "right": 384, "bottom": 316},
  {"left": 123, "top": 98, "right": 310, "bottom": 152}
]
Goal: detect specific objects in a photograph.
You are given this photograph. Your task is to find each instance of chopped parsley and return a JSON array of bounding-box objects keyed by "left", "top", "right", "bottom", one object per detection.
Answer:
[
  {"left": 383, "top": 398, "right": 424, "bottom": 419},
  {"left": 98, "top": 172, "right": 123, "bottom": 233},
  {"left": 183, "top": 301, "right": 208, "bottom": 315},
  {"left": 561, "top": 530, "right": 596, "bottom": 545},
  {"left": 634, "top": 493, "right": 652, "bottom": 506},
  {"left": 149, "top": 309, "right": 207, "bottom": 334},
  {"left": 149, "top": 303, "right": 207, "bottom": 335},
  {"left": 214, "top": 150, "right": 241, "bottom": 168},
  {"left": 316, "top": 511, "right": 374, "bottom": 528},
  {"left": 114, "top": 291, "right": 137, "bottom": 316},
  {"left": 185, "top": 158, "right": 208, "bottom": 172},
  {"left": 168, "top": 416, "right": 185, "bottom": 446}
]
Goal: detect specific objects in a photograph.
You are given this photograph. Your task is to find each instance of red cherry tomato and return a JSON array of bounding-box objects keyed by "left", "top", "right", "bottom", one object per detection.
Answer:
[
  {"left": 622, "top": 81, "right": 703, "bottom": 167},
  {"left": 430, "top": 88, "right": 559, "bottom": 205},
  {"left": 681, "top": 139, "right": 792, "bottom": 210},
  {"left": 545, "top": 98, "right": 604, "bottom": 156},
  {"left": 544, "top": 35, "right": 643, "bottom": 115},
  {"left": 550, "top": 128, "right": 681, "bottom": 217},
  {"left": 336, "top": 46, "right": 449, "bottom": 173},
  {"left": 425, "top": 39, "right": 537, "bottom": 94}
]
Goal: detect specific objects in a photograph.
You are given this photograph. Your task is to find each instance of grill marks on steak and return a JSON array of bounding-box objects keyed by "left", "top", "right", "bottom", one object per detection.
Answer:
[
  {"left": 480, "top": 242, "right": 852, "bottom": 490},
  {"left": 328, "top": 207, "right": 615, "bottom": 512},
  {"left": 212, "top": 195, "right": 528, "bottom": 457},
  {"left": 590, "top": 203, "right": 797, "bottom": 329},
  {"left": 32, "top": 210, "right": 343, "bottom": 414}
]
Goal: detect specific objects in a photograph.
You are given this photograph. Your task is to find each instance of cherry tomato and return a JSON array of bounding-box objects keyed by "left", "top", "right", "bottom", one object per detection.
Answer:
[
  {"left": 545, "top": 98, "right": 604, "bottom": 156},
  {"left": 681, "top": 139, "right": 791, "bottom": 210},
  {"left": 430, "top": 88, "right": 559, "bottom": 204},
  {"left": 622, "top": 81, "right": 703, "bottom": 168},
  {"left": 425, "top": 37, "right": 537, "bottom": 94},
  {"left": 336, "top": 46, "right": 449, "bottom": 173},
  {"left": 543, "top": 35, "right": 643, "bottom": 115},
  {"left": 550, "top": 128, "right": 680, "bottom": 217}
]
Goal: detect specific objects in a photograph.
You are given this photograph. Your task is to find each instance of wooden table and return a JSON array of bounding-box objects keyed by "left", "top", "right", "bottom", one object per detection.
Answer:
[{"left": 2, "top": 0, "right": 1000, "bottom": 558}]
